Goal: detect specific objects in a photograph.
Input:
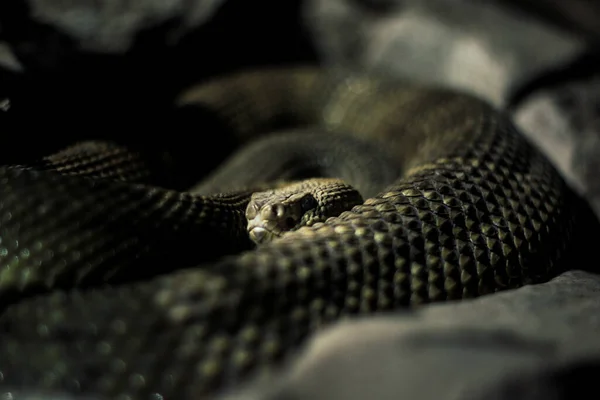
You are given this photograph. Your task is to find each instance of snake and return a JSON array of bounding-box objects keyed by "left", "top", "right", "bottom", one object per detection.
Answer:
[{"left": 0, "top": 66, "right": 596, "bottom": 399}]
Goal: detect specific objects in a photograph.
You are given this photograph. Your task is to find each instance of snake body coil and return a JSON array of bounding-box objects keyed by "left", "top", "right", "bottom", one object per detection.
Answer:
[{"left": 0, "top": 67, "right": 592, "bottom": 398}]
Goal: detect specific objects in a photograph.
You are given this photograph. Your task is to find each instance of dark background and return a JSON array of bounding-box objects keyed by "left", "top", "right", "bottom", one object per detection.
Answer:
[{"left": 0, "top": 0, "right": 598, "bottom": 186}]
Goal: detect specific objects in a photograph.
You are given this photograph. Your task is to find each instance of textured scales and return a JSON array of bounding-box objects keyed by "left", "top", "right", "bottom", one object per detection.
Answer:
[
  {"left": 191, "top": 129, "right": 399, "bottom": 198},
  {"left": 0, "top": 67, "right": 592, "bottom": 399},
  {"left": 0, "top": 143, "right": 258, "bottom": 302}
]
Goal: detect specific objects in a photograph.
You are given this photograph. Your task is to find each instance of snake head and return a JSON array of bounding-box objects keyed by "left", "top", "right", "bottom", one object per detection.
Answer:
[{"left": 246, "top": 191, "right": 319, "bottom": 244}]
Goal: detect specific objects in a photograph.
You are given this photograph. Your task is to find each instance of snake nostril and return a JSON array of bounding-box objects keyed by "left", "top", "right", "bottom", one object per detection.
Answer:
[{"left": 250, "top": 228, "right": 267, "bottom": 243}]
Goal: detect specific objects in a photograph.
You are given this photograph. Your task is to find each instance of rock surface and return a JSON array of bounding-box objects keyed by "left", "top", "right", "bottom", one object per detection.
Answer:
[{"left": 303, "top": 0, "right": 585, "bottom": 107}]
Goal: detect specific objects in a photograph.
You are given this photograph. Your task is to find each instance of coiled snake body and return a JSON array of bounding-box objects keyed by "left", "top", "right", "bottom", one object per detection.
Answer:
[{"left": 0, "top": 67, "right": 593, "bottom": 399}]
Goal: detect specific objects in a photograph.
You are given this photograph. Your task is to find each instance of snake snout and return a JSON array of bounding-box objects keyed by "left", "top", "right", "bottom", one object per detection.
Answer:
[
  {"left": 249, "top": 227, "right": 269, "bottom": 244},
  {"left": 246, "top": 202, "right": 299, "bottom": 245},
  {"left": 245, "top": 190, "right": 320, "bottom": 245}
]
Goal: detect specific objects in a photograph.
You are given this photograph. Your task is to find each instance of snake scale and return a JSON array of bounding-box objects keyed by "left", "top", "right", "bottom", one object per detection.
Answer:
[{"left": 0, "top": 67, "right": 596, "bottom": 399}]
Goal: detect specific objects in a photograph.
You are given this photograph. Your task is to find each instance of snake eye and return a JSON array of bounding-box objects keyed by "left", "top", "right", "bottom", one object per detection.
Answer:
[{"left": 300, "top": 195, "right": 318, "bottom": 213}]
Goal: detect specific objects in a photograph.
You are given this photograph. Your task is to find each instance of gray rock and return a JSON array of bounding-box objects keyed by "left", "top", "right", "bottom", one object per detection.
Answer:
[
  {"left": 303, "top": 0, "right": 585, "bottom": 107},
  {"left": 0, "top": 42, "right": 21, "bottom": 72},
  {"left": 26, "top": 0, "right": 228, "bottom": 53},
  {"left": 499, "top": 0, "right": 600, "bottom": 40},
  {"left": 515, "top": 74, "right": 600, "bottom": 217}
]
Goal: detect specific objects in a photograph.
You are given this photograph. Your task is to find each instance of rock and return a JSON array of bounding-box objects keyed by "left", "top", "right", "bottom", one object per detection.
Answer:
[
  {"left": 499, "top": 0, "right": 600, "bottom": 41},
  {"left": 0, "top": 0, "right": 227, "bottom": 61},
  {"left": 24, "top": 0, "right": 228, "bottom": 53},
  {"left": 0, "top": 42, "right": 22, "bottom": 72},
  {"left": 514, "top": 58, "right": 600, "bottom": 217},
  {"left": 302, "top": 0, "right": 586, "bottom": 107}
]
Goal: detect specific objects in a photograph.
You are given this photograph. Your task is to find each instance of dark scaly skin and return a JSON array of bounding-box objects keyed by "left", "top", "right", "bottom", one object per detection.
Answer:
[
  {"left": 0, "top": 142, "right": 258, "bottom": 304},
  {"left": 0, "top": 67, "right": 594, "bottom": 399},
  {"left": 191, "top": 129, "right": 399, "bottom": 199},
  {"left": 196, "top": 129, "right": 399, "bottom": 244}
]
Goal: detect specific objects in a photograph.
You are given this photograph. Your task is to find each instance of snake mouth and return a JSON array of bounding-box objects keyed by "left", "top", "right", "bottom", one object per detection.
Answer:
[
  {"left": 246, "top": 205, "right": 291, "bottom": 245},
  {"left": 248, "top": 226, "right": 281, "bottom": 244}
]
